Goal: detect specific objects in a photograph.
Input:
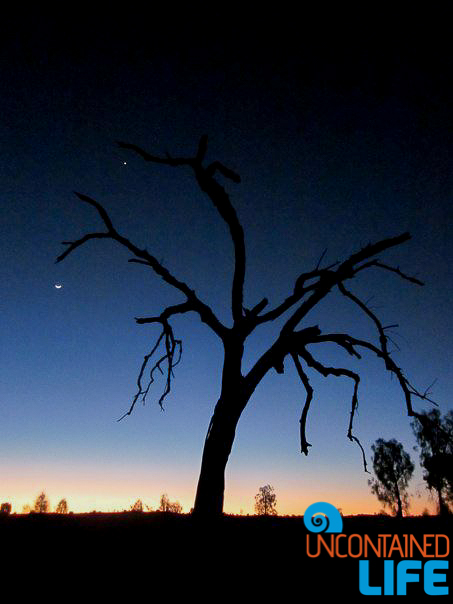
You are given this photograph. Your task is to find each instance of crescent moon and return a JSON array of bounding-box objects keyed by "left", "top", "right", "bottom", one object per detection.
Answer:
[{"left": 54, "top": 284, "right": 63, "bottom": 289}]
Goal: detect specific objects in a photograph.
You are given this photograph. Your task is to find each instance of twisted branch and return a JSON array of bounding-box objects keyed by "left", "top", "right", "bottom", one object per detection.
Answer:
[
  {"left": 117, "top": 320, "right": 182, "bottom": 421},
  {"left": 254, "top": 232, "right": 415, "bottom": 334},
  {"left": 56, "top": 192, "right": 227, "bottom": 340},
  {"left": 303, "top": 332, "right": 437, "bottom": 415},
  {"left": 296, "top": 347, "right": 367, "bottom": 471},
  {"left": 118, "top": 136, "right": 245, "bottom": 324},
  {"left": 291, "top": 353, "right": 313, "bottom": 455}
]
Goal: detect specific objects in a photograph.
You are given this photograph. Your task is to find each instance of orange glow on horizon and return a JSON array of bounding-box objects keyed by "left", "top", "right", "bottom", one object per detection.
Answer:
[
  {"left": 3, "top": 468, "right": 438, "bottom": 517},
  {"left": 7, "top": 493, "right": 438, "bottom": 517}
]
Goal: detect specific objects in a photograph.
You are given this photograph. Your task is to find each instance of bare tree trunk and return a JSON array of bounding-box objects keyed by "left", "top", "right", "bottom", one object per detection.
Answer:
[
  {"left": 193, "top": 389, "right": 247, "bottom": 515},
  {"left": 193, "top": 337, "right": 253, "bottom": 516}
]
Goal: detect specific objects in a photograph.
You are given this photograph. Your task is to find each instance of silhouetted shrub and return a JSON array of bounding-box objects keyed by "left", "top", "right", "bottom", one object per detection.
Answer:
[{"left": 0, "top": 502, "right": 12, "bottom": 514}]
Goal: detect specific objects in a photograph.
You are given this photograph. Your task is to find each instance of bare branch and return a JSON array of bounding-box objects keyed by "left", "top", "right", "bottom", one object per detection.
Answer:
[
  {"left": 255, "top": 233, "right": 413, "bottom": 331},
  {"left": 57, "top": 193, "right": 227, "bottom": 340},
  {"left": 348, "top": 433, "right": 369, "bottom": 474},
  {"left": 345, "top": 378, "right": 369, "bottom": 473},
  {"left": 118, "top": 138, "right": 245, "bottom": 325},
  {"left": 73, "top": 191, "right": 116, "bottom": 231},
  {"left": 248, "top": 322, "right": 368, "bottom": 466},
  {"left": 135, "top": 301, "right": 194, "bottom": 324},
  {"left": 315, "top": 248, "right": 328, "bottom": 270},
  {"left": 196, "top": 134, "right": 209, "bottom": 163},
  {"left": 117, "top": 320, "right": 182, "bottom": 421},
  {"left": 56, "top": 233, "right": 112, "bottom": 263},
  {"left": 355, "top": 260, "right": 424, "bottom": 285},
  {"left": 244, "top": 229, "right": 427, "bottom": 474},
  {"left": 338, "top": 282, "right": 391, "bottom": 359},
  {"left": 254, "top": 266, "right": 335, "bottom": 326},
  {"left": 304, "top": 332, "right": 437, "bottom": 414},
  {"left": 254, "top": 291, "right": 307, "bottom": 326},
  {"left": 117, "top": 141, "right": 193, "bottom": 167},
  {"left": 281, "top": 233, "right": 415, "bottom": 335},
  {"left": 205, "top": 161, "right": 241, "bottom": 183},
  {"left": 250, "top": 297, "right": 269, "bottom": 316},
  {"left": 300, "top": 330, "right": 362, "bottom": 359},
  {"left": 117, "top": 330, "right": 165, "bottom": 421},
  {"left": 296, "top": 347, "right": 367, "bottom": 471},
  {"left": 128, "top": 259, "right": 150, "bottom": 266},
  {"left": 193, "top": 165, "right": 245, "bottom": 323},
  {"left": 338, "top": 232, "right": 412, "bottom": 274},
  {"left": 293, "top": 263, "right": 339, "bottom": 294},
  {"left": 291, "top": 353, "right": 313, "bottom": 455}
]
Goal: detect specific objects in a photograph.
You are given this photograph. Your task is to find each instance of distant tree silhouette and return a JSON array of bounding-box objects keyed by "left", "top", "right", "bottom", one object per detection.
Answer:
[
  {"left": 368, "top": 438, "right": 414, "bottom": 517},
  {"left": 58, "top": 136, "right": 434, "bottom": 516},
  {"left": 131, "top": 499, "right": 144, "bottom": 512},
  {"left": 0, "top": 502, "right": 12, "bottom": 514},
  {"left": 158, "top": 493, "right": 170, "bottom": 512},
  {"left": 33, "top": 491, "right": 50, "bottom": 513},
  {"left": 55, "top": 499, "right": 68, "bottom": 514},
  {"left": 158, "top": 493, "right": 182, "bottom": 513},
  {"left": 169, "top": 501, "right": 183, "bottom": 513},
  {"left": 411, "top": 409, "right": 453, "bottom": 516},
  {"left": 255, "top": 485, "right": 277, "bottom": 516}
]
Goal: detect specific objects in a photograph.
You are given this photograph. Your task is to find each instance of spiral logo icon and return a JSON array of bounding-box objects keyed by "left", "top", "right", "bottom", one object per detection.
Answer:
[{"left": 303, "top": 501, "right": 343, "bottom": 533}]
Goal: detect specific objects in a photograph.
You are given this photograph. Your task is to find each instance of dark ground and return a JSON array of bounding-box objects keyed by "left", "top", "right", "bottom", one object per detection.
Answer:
[{"left": 1, "top": 512, "right": 451, "bottom": 597}]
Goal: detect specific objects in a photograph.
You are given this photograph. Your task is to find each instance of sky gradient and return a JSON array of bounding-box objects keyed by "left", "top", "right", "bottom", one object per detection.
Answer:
[{"left": 1, "top": 16, "right": 452, "bottom": 515}]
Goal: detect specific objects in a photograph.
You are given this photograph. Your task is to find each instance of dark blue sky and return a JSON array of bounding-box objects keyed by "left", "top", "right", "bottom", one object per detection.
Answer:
[{"left": 1, "top": 15, "right": 452, "bottom": 513}]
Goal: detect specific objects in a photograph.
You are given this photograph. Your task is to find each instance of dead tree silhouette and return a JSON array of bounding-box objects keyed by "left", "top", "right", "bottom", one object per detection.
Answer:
[{"left": 57, "top": 135, "right": 434, "bottom": 516}]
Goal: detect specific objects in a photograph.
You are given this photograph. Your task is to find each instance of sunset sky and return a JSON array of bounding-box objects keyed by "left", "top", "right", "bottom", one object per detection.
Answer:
[{"left": 1, "top": 15, "right": 452, "bottom": 516}]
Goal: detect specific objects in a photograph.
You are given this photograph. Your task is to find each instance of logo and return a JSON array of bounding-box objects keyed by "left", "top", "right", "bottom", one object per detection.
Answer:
[
  {"left": 303, "top": 501, "right": 343, "bottom": 533},
  {"left": 304, "top": 502, "right": 449, "bottom": 596}
]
